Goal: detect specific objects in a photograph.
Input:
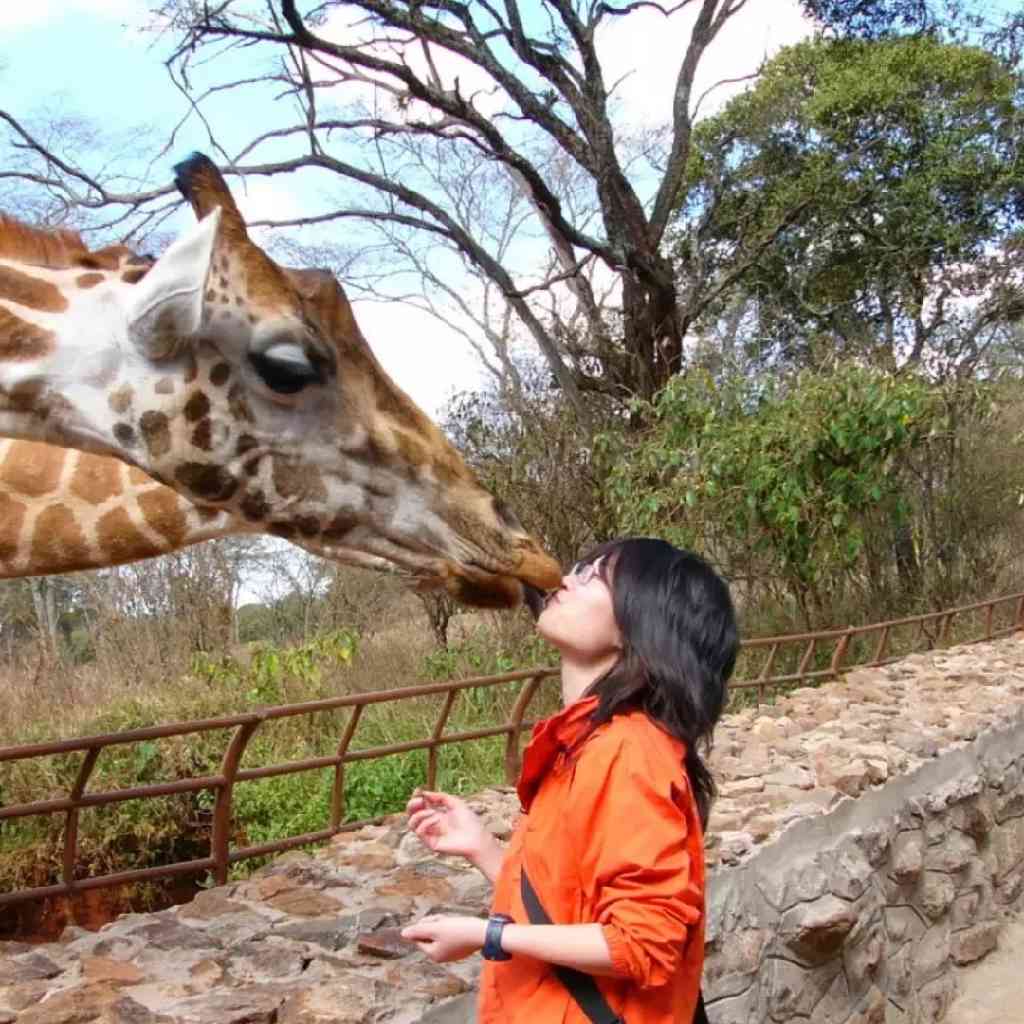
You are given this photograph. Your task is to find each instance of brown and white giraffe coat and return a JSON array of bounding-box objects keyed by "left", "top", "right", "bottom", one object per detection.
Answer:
[{"left": 0, "top": 155, "right": 561, "bottom": 607}]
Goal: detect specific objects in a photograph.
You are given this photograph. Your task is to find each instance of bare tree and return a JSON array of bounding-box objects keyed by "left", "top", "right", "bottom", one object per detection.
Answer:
[{"left": 0, "top": 0, "right": 761, "bottom": 406}]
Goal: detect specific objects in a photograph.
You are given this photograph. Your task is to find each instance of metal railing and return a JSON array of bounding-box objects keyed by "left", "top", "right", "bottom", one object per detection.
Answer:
[{"left": 2, "top": 589, "right": 1022, "bottom": 908}]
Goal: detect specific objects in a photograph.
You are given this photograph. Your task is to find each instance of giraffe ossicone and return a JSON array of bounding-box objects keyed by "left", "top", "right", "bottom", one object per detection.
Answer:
[{"left": 0, "top": 154, "right": 561, "bottom": 608}]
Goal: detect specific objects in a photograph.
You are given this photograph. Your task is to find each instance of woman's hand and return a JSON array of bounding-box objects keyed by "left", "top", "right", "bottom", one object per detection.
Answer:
[
  {"left": 405, "top": 789, "right": 507, "bottom": 882},
  {"left": 400, "top": 914, "right": 486, "bottom": 963},
  {"left": 406, "top": 789, "right": 489, "bottom": 860}
]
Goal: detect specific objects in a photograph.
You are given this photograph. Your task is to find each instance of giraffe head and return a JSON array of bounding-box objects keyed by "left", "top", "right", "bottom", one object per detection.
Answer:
[{"left": 0, "top": 154, "right": 561, "bottom": 608}]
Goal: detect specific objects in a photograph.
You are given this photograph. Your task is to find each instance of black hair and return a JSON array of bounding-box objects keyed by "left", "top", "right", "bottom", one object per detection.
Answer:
[{"left": 574, "top": 537, "right": 739, "bottom": 828}]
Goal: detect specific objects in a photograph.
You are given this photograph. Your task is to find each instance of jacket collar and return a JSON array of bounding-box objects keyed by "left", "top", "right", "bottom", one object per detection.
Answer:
[{"left": 516, "top": 695, "right": 599, "bottom": 812}]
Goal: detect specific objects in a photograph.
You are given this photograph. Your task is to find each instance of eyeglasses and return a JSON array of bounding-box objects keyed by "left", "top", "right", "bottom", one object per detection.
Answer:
[{"left": 568, "top": 560, "right": 602, "bottom": 586}]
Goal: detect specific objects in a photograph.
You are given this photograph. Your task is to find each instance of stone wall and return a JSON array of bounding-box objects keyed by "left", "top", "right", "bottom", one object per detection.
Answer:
[{"left": 1, "top": 637, "right": 1023, "bottom": 1024}]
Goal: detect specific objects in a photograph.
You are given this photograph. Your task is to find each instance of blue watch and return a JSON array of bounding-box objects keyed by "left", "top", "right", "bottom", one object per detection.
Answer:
[{"left": 482, "top": 913, "right": 514, "bottom": 960}]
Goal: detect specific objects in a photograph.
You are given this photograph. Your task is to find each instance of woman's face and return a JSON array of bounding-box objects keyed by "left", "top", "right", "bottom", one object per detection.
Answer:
[{"left": 536, "top": 558, "right": 622, "bottom": 660}]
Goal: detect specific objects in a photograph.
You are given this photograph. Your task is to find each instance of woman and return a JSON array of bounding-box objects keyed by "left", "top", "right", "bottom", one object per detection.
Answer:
[{"left": 400, "top": 538, "right": 738, "bottom": 1024}]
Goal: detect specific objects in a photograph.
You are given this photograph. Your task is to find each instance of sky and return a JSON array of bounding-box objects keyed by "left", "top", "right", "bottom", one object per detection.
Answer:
[{"left": 0, "top": 0, "right": 818, "bottom": 419}]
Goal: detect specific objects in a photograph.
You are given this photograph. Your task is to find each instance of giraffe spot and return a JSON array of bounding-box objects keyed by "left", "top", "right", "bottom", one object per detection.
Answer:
[
  {"left": 34, "top": 504, "right": 90, "bottom": 568},
  {"left": 184, "top": 392, "right": 210, "bottom": 422},
  {"left": 217, "top": 275, "right": 229, "bottom": 289},
  {"left": 191, "top": 418, "right": 212, "bottom": 451},
  {"left": 76, "top": 245, "right": 132, "bottom": 272},
  {"left": 269, "top": 522, "right": 296, "bottom": 540},
  {"left": 322, "top": 513, "right": 356, "bottom": 542},
  {"left": 0, "top": 308, "right": 55, "bottom": 361},
  {"left": 137, "top": 489, "right": 188, "bottom": 548},
  {"left": 366, "top": 477, "right": 394, "bottom": 499},
  {"left": 4, "top": 378, "right": 46, "bottom": 415},
  {"left": 108, "top": 385, "right": 133, "bottom": 415},
  {"left": 240, "top": 490, "right": 270, "bottom": 521},
  {"left": 210, "top": 363, "right": 231, "bottom": 387},
  {"left": 76, "top": 273, "right": 105, "bottom": 289},
  {"left": 195, "top": 505, "right": 221, "bottom": 522},
  {"left": 1, "top": 439, "right": 63, "bottom": 496},
  {"left": 272, "top": 459, "right": 304, "bottom": 499},
  {"left": 175, "top": 462, "right": 238, "bottom": 502},
  {"left": 227, "top": 383, "right": 251, "bottom": 422},
  {"left": 139, "top": 410, "right": 172, "bottom": 459},
  {"left": 0, "top": 266, "right": 67, "bottom": 312},
  {"left": 70, "top": 454, "right": 125, "bottom": 506},
  {"left": 248, "top": 314, "right": 258, "bottom": 325},
  {"left": 113, "top": 423, "right": 137, "bottom": 449},
  {"left": 205, "top": 288, "right": 216, "bottom": 303},
  {"left": 296, "top": 516, "right": 320, "bottom": 538},
  {"left": 96, "top": 505, "right": 153, "bottom": 564},
  {"left": 154, "top": 378, "right": 175, "bottom": 395},
  {"left": 236, "top": 434, "right": 258, "bottom": 456},
  {"left": 0, "top": 492, "right": 26, "bottom": 567},
  {"left": 184, "top": 353, "right": 199, "bottom": 384},
  {"left": 121, "top": 267, "right": 149, "bottom": 285}
]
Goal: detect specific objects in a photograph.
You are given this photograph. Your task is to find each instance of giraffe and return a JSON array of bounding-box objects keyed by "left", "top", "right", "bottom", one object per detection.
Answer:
[
  {"left": 0, "top": 437, "right": 422, "bottom": 579},
  {"left": 0, "top": 155, "right": 561, "bottom": 608}
]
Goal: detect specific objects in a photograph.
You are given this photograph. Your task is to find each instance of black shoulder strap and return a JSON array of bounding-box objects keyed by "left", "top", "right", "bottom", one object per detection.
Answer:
[
  {"left": 520, "top": 868, "right": 624, "bottom": 1024},
  {"left": 519, "top": 868, "right": 710, "bottom": 1024}
]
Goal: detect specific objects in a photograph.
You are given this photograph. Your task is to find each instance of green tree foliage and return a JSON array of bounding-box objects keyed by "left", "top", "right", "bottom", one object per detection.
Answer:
[
  {"left": 608, "top": 366, "right": 938, "bottom": 624},
  {"left": 607, "top": 365, "right": 1024, "bottom": 630},
  {"left": 681, "top": 35, "right": 1024, "bottom": 374}
]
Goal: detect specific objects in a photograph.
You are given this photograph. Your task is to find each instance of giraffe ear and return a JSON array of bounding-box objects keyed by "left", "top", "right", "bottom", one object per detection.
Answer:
[{"left": 126, "top": 207, "right": 222, "bottom": 359}]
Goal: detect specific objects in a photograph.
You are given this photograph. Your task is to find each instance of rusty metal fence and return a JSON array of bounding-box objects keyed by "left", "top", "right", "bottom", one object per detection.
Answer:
[{"left": 2, "top": 589, "right": 1022, "bottom": 908}]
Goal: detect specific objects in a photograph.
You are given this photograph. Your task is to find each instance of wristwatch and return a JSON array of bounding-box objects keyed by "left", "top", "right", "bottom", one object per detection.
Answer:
[{"left": 482, "top": 913, "right": 514, "bottom": 961}]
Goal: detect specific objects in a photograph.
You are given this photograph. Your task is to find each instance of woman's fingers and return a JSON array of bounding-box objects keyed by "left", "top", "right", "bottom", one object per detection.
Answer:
[{"left": 408, "top": 809, "right": 443, "bottom": 833}]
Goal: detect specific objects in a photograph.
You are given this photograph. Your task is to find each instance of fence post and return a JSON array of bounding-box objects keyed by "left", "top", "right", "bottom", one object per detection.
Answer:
[
  {"left": 505, "top": 675, "right": 544, "bottom": 783},
  {"left": 427, "top": 688, "right": 459, "bottom": 790},
  {"left": 63, "top": 746, "right": 102, "bottom": 891},
  {"left": 211, "top": 720, "right": 260, "bottom": 885},
  {"left": 830, "top": 630, "right": 852, "bottom": 679},
  {"left": 329, "top": 705, "right": 365, "bottom": 831}
]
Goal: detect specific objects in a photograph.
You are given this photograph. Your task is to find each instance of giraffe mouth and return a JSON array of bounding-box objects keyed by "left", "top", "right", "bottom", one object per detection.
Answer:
[{"left": 522, "top": 584, "right": 546, "bottom": 621}]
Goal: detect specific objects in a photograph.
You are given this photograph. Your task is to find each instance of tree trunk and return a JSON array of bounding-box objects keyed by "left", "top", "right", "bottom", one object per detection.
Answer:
[{"left": 621, "top": 259, "right": 683, "bottom": 400}]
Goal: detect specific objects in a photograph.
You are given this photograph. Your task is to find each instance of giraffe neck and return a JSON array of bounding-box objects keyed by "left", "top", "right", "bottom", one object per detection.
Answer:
[{"left": 0, "top": 440, "right": 244, "bottom": 578}]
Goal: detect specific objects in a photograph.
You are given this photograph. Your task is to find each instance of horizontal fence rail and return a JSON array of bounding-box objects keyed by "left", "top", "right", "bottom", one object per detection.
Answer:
[{"left": 2, "top": 590, "right": 1022, "bottom": 908}]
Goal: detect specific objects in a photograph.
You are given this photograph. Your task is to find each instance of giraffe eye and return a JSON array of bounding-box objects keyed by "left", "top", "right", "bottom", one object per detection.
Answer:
[{"left": 249, "top": 342, "right": 322, "bottom": 395}]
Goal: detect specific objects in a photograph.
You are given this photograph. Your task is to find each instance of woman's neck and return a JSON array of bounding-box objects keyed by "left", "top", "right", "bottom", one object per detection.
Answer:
[{"left": 560, "top": 652, "right": 620, "bottom": 706}]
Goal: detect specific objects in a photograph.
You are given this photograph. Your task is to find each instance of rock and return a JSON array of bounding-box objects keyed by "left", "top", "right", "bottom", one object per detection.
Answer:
[
  {"left": 781, "top": 894, "right": 859, "bottom": 962},
  {"left": 266, "top": 889, "right": 344, "bottom": 918},
  {"left": 278, "top": 977, "right": 385, "bottom": 1023},
  {"left": 356, "top": 927, "right": 413, "bottom": 959},
  {"left": 81, "top": 956, "right": 146, "bottom": 985},
  {"left": 951, "top": 921, "right": 1000, "bottom": 965}
]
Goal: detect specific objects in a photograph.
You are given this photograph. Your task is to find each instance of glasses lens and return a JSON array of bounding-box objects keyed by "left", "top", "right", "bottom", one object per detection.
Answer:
[{"left": 573, "top": 560, "right": 597, "bottom": 585}]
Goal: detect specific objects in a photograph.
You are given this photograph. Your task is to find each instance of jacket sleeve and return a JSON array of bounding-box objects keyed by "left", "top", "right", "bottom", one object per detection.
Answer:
[{"left": 568, "top": 727, "right": 704, "bottom": 988}]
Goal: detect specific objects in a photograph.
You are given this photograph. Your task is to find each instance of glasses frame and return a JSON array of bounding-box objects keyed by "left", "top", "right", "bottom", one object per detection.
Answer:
[{"left": 569, "top": 559, "right": 602, "bottom": 587}]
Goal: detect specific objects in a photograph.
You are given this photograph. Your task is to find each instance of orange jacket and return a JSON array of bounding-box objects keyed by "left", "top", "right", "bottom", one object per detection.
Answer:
[{"left": 479, "top": 695, "right": 706, "bottom": 1023}]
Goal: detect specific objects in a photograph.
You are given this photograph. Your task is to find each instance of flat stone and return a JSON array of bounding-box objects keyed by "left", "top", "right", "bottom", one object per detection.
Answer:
[
  {"left": 781, "top": 894, "right": 860, "bottom": 962},
  {"left": 178, "top": 890, "right": 250, "bottom": 921},
  {"left": 278, "top": 977, "right": 384, "bottom": 1023},
  {"left": 81, "top": 956, "right": 146, "bottom": 985},
  {"left": 356, "top": 927, "right": 412, "bottom": 959},
  {"left": 951, "top": 921, "right": 1000, "bottom": 965},
  {"left": 162, "top": 983, "right": 288, "bottom": 1024},
  {"left": 266, "top": 889, "right": 344, "bottom": 917}
]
